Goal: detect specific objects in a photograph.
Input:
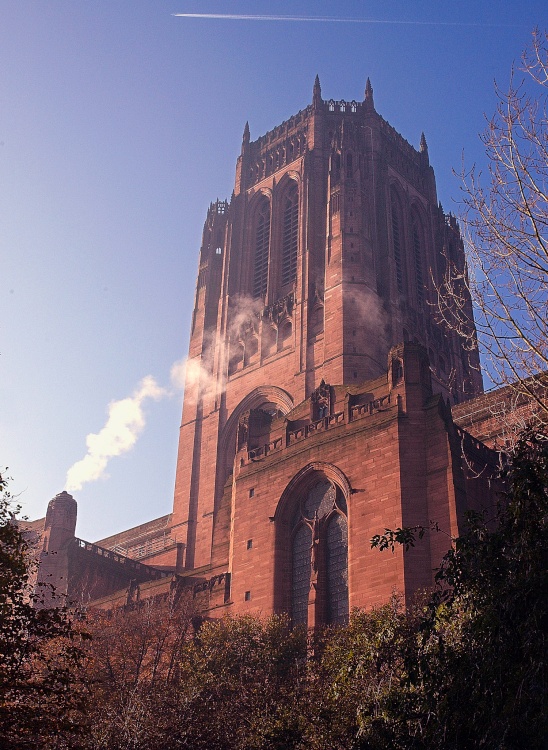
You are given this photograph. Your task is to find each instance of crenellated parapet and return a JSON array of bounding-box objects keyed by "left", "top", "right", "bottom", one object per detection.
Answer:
[
  {"left": 252, "top": 107, "right": 312, "bottom": 151},
  {"left": 244, "top": 392, "right": 395, "bottom": 465},
  {"left": 325, "top": 98, "right": 362, "bottom": 115}
]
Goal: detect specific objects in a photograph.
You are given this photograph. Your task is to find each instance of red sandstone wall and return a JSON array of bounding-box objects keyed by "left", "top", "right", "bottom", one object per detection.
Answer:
[{"left": 136, "top": 82, "right": 493, "bottom": 628}]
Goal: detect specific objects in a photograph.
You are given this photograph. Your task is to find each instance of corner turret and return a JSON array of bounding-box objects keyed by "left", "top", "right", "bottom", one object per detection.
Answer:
[
  {"left": 241, "top": 121, "right": 250, "bottom": 153},
  {"left": 364, "top": 77, "right": 374, "bottom": 110},
  {"left": 420, "top": 131, "right": 429, "bottom": 163},
  {"left": 313, "top": 74, "right": 322, "bottom": 108},
  {"left": 36, "top": 491, "right": 77, "bottom": 607}
]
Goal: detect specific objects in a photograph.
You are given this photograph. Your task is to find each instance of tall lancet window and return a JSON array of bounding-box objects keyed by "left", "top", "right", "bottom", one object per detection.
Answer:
[
  {"left": 253, "top": 200, "right": 270, "bottom": 298},
  {"left": 282, "top": 182, "right": 299, "bottom": 286},
  {"left": 291, "top": 524, "right": 312, "bottom": 626},
  {"left": 326, "top": 514, "right": 349, "bottom": 624},
  {"left": 411, "top": 213, "right": 425, "bottom": 307},
  {"left": 390, "top": 189, "right": 404, "bottom": 294},
  {"left": 290, "top": 479, "right": 349, "bottom": 627}
]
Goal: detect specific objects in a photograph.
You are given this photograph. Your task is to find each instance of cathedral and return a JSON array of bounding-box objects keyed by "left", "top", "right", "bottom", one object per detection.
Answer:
[{"left": 29, "top": 79, "right": 506, "bottom": 624}]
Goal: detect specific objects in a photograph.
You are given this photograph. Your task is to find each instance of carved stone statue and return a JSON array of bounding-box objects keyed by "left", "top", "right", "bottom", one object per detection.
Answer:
[
  {"left": 311, "top": 511, "right": 320, "bottom": 574},
  {"left": 311, "top": 379, "right": 331, "bottom": 419},
  {"left": 237, "top": 412, "right": 249, "bottom": 451}
]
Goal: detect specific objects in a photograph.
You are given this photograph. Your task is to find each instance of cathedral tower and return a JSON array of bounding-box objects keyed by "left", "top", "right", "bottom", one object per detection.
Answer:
[{"left": 170, "top": 80, "right": 483, "bottom": 609}]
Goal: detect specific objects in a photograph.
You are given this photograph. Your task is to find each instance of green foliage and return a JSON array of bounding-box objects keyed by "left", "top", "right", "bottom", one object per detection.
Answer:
[
  {"left": 411, "top": 429, "right": 547, "bottom": 748},
  {"left": 368, "top": 429, "right": 548, "bottom": 748},
  {"left": 175, "top": 614, "right": 308, "bottom": 750},
  {"left": 0, "top": 470, "right": 88, "bottom": 749},
  {"left": 302, "top": 599, "right": 411, "bottom": 750},
  {"left": 371, "top": 521, "right": 441, "bottom": 553}
]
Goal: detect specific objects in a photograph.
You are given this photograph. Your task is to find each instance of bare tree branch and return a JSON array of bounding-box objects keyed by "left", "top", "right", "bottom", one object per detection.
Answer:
[{"left": 438, "top": 30, "right": 548, "bottom": 420}]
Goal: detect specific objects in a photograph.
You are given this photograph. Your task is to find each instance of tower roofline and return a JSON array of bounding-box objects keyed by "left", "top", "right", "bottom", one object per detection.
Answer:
[{"left": 241, "top": 85, "right": 427, "bottom": 170}]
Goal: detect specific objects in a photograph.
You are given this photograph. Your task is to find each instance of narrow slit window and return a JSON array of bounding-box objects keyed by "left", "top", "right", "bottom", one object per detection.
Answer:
[{"left": 346, "top": 153, "right": 353, "bottom": 174}]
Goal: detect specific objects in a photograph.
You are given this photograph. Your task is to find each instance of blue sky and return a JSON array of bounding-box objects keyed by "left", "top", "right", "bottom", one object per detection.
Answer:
[{"left": 1, "top": 2, "right": 545, "bottom": 541}]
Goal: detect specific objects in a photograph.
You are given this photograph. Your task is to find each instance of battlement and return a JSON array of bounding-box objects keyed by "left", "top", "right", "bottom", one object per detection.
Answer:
[
  {"left": 73, "top": 537, "right": 169, "bottom": 579},
  {"left": 252, "top": 106, "right": 312, "bottom": 151},
  {"left": 241, "top": 85, "right": 429, "bottom": 192},
  {"left": 444, "top": 211, "right": 460, "bottom": 231},
  {"left": 243, "top": 392, "right": 397, "bottom": 466},
  {"left": 205, "top": 199, "right": 229, "bottom": 225},
  {"left": 325, "top": 98, "right": 361, "bottom": 114},
  {"left": 377, "top": 114, "right": 425, "bottom": 167}
]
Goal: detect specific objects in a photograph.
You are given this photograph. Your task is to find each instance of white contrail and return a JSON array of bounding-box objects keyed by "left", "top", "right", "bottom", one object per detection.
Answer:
[{"left": 172, "top": 14, "right": 518, "bottom": 28}]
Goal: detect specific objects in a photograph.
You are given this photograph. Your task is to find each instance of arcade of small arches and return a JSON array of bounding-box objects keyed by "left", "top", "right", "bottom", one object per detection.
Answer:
[
  {"left": 227, "top": 310, "right": 294, "bottom": 376},
  {"left": 248, "top": 132, "right": 308, "bottom": 185}
]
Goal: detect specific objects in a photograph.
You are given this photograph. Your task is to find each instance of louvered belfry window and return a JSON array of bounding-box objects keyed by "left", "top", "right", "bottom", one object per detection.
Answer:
[
  {"left": 253, "top": 200, "right": 270, "bottom": 298},
  {"left": 391, "top": 189, "right": 404, "bottom": 294},
  {"left": 290, "top": 479, "right": 349, "bottom": 627},
  {"left": 282, "top": 183, "right": 298, "bottom": 286},
  {"left": 412, "top": 216, "right": 424, "bottom": 306}
]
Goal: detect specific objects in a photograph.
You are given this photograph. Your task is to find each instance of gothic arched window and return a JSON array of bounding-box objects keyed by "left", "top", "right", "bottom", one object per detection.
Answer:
[
  {"left": 411, "top": 212, "right": 425, "bottom": 306},
  {"left": 278, "top": 320, "right": 292, "bottom": 351},
  {"left": 282, "top": 183, "right": 299, "bottom": 287},
  {"left": 390, "top": 189, "right": 404, "bottom": 294},
  {"left": 253, "top": 199, "right": 270, "bottom": 298},
  {"left": 290, "top": 479, "right": 348, "bottom": 627},
  {"left": 244, "top": 334, "right": 259, "bottom": 366}
]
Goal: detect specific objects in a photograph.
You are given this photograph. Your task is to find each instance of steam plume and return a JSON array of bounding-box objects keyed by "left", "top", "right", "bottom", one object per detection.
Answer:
[
  {"left": 346, "top": 287, "right": 386, "bottom": 334},
  {"left": 227, "top": 294, "right": 264, "bottom": 341},
  {"left": 65, "top": 376, "right": 168, "bottom": 492},
  {"left": 169, "top": 358, "right": 187, "bottom": 391},
  {"left": 174, "top": 295, "right": 264, "bottom": 407},
  {"left": 65, "top": 296, "right": 265, "bottom": 492},
  {"left": 173, "top": 354, "right": 222, "bottom": 405}
]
